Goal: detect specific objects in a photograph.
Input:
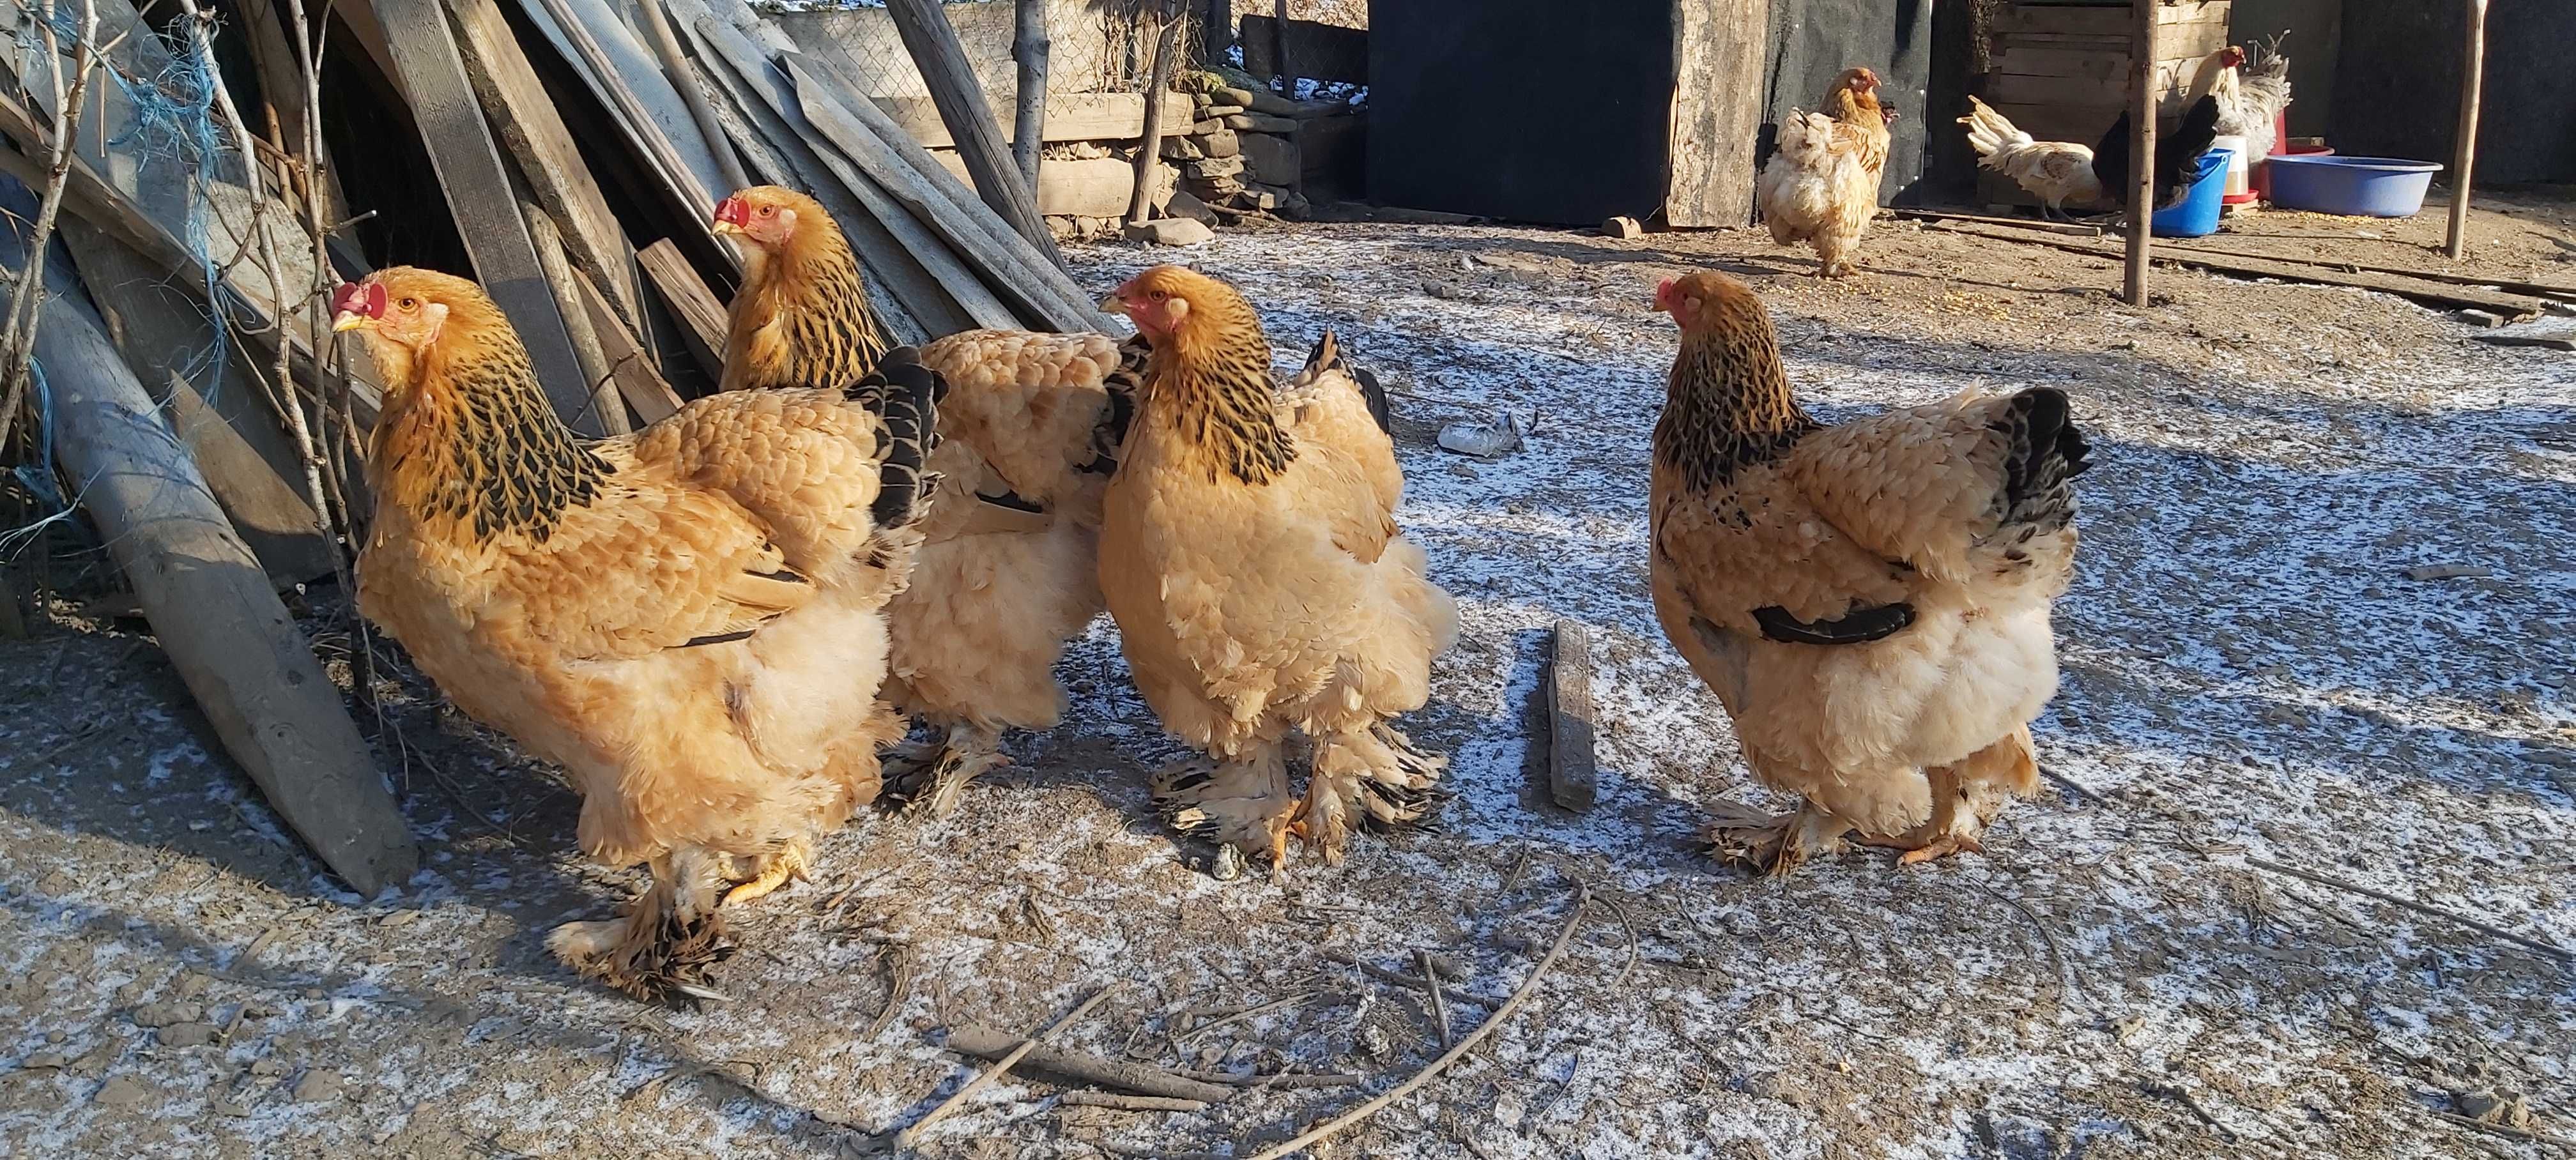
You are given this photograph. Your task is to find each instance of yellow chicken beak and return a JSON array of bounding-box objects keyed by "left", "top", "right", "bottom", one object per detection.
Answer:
[
  {"left": 332, "top": 311, "right": 370, "bottom": 333},
  {"left": 710, "top": 220, "right": 742, "bottom": 236},
  {"left": 1098, "top": 293, "right": 1128, "bottom": 314}
]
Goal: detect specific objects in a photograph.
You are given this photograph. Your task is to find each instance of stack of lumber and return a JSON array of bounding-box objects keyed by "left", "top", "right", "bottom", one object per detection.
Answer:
[
  {"left": 1979, "top": 1, "right": 2234, "bottom": 210},
  {"left": 0, "top": 0, "right": 1130, "bottom": 894}
]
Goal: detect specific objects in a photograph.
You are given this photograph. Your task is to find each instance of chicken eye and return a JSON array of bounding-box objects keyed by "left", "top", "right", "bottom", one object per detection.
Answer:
[
  {"left": 399, "top": 296, "right": 418, "bottom": 310},
  {"left": 757, "top": 205, "right": 776, "bottom": 218},
  {"left": 1148, "top": 290, "right": 1168, "bottom": 303}
]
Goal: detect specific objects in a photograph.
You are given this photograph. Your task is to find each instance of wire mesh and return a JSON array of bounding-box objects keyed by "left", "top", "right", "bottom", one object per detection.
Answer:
[{"left": 814, "top": 0, "right": 1200, "bottom": 103}]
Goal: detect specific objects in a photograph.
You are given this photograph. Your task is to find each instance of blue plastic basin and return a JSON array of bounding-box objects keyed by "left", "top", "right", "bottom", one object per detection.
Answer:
[
  {"left": 2265, "top": 154, "right": 2444, "bottom": 217},
  {"left": 2149, "top": 148, "right": 2230, "bottom": 238}
]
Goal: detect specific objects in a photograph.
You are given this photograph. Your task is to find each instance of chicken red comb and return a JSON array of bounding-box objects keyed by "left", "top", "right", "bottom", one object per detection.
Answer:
[
  {"left": 712, "top": 195, "right": 749, "bottom": 227},
  {"left": 331, "top": 280, "right": 385, "bottom": 319}
]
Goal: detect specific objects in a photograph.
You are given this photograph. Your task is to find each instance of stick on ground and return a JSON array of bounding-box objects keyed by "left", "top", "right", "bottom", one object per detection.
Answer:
[
  {"left": 900, "top": 984, "right": 1117, "bottom": 1146},
  {"left": 1245, "top": 884, "right": 1591, "bottom": 1160},
  {"left": 942, "top": 1026, "right": 1234, "bottom": 1104},
  {"left": 1059, "top": 1091, "right": 1208, "bottom": 1113},
  {"left": 2243, "top": 857, "right": 2572, "bottom": 965},
  {"left": 1413, "top": 950, "right": 1452, "bottom": 1049}
]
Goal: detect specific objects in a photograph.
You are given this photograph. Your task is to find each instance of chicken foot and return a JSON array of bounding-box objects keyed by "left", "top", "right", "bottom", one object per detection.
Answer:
[
  {"left": 1705, "top": 800, "right": 1855, "bottom": 877},
  {"left": 879, "top": 722, "right": 1010, "bottom": 821},
  {"left": 1153, "top": 748, "right": 1296, "bottom": 881},
  {"left": 1299, "top": 723, "right": 1452, "bottom": 864},
  {"left": 721, "top": 837, "right": 812, "bottom": 906},
  {"left": 547, "top": 848, "right": 734, "bottom": 1005},
  {"left": 1855, "top": 761, "right": 2015, "bottom": 867}
]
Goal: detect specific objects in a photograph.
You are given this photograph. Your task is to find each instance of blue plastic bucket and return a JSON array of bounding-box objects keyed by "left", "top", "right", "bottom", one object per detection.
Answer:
[
  {"left": 2264, "top": 154, "right": 2444, "bottom": 217},
  {"left": 2150, "top": 148, "right": 2230, "bottom": 238}
]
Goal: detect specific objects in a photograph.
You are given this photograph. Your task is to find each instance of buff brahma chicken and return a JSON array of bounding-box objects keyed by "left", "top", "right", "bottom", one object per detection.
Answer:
[
  {"left": 335, "top": 267, "right": 940, "bottom": 1000},
  {"left": 1646, "top": 271, "right": 2089, "bottom": 874},
  {"left": 713, "top": 185, "right": 1140, "bottom": 819},
  {"left": 1100, "top": 265, "right": 1455, "bottom": 878},
  {"left": 1758, "top": 66, "right": 1896, "bottom": 277}
]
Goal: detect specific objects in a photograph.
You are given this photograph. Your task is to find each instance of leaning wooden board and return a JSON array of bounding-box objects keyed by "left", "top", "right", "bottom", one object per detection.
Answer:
[
  {"left": 1930, "top": 220, "right": 2549, "bottom": 318},
  {"left": 368, "top": 0, "right": 601, "bottom": 432}
]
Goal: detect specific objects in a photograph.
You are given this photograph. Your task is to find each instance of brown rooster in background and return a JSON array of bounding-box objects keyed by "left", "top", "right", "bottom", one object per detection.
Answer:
[
  {"left": 1646, "top": 271, "right": 2089, "bottom": 874},
  {"left": 1100, "top": 266, "right": 1455, "bottom": 878},
  {"left": 1757, "top": 66, "right": 1894, "bottom": 277},
  {"left": 714, "top": 185, "right": 1140, "bottom": 819},
  {"left": 335, "top": 267, "right": 940, "bottom": 1000}
]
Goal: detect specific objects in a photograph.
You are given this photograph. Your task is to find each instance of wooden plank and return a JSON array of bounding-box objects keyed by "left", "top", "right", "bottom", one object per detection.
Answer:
[
  {"left": 0, "top": 198, "right": 418, "bottom": 896},
  {"left": 1667, "top": 0, "right": 1769, "bottom": 227},
  {"left": 572, "top": 267, "right": 686, "bottom": 424},
  {"left": 512, "top": 0, "right": 732, "bottom": 266},
  {"left": 787, "top": 57, "right": 1103, "bottom": 332},
  {"left": 369, "top": 0, "right": 599, "bottom": 432},
  {"left": 448, "top": 0, "right": 643, "bottom": 328},
  {"left": 676, "top": 4, "right": 971, "bottom": 339},
  {"left": 525, "top": 201, "right": 632, "bottom": 435},
  {"left": 61, "top": 220, "right": 339, "bottom": 582},
  {"left": 1933, "top": 220, "right": 2549, "bottom": 317},
  {"left": 1998, "top": 3, "right": 2228, "bottom": 37},
  {"left": 871, "top": 91, "right": 1194, "bottom": 150},
  {"left": 882, "top": 0, "right": 1064, "bottom": 267},
  {"left": 638, "top": 239, "right": 730, "bottom": 381},
  {"left": 1126, "top": 0, "right": 1184, "bottom": 226},
  {"left": 1545, "top": 620, "right": 1597, "bottom": 813},
  {"left": 632, "top": 0, "right": 751, "bottom": 194}
]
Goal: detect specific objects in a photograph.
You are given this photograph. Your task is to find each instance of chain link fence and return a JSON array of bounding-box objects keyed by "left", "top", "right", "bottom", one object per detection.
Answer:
[{"left": 802, "top": 0, "right": 1200, "bottom": 105}]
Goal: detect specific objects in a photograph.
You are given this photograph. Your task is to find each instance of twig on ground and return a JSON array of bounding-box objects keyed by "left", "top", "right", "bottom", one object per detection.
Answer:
[
  {"left": 943, "top": 1026, "right": 1235, "bottom": 1103},
  {"left": 1598, "top": 894, "right": 1640, "bottom": 993},
  {"left": 898, "top": 984, "right": 1119, "bottom": 1147},
  {"left": 1176, "top": 990, "right": 1323, "bottom": 1046},
  {"left": 864, "top": 947, "right": 914, "bottom": 1042},
  {"left": 1995, "top": 891, "right": 2078, "bottom": 1007},
  {"left": 2242, "top": 857, "right": 2573, "bottom": 965},
  {"left": 2422, "top": 1106, "right": 2576, "bottom": 1150},
  {"left": 1322, "top": 950, "right": 1478, "bottom": 1006},
  {"left": 1059, "top": 1091, "right": 1208, "bottom": 1113},
  {"left": 1242, "top": 883, "right": 1591, "bottom": 1160},
  {"left": 1169, "top": 1068, "right": 1360, "bottom": 1088},
  {"left": 1414, "top": 950, "right": 1452, "bottom": 1048},
  {"left": 2043, "top": 768, "right": 2101, "bottom": 804},
  {"left": 2143, "top": 1081, "right": 2240, "bottom": 1141}
]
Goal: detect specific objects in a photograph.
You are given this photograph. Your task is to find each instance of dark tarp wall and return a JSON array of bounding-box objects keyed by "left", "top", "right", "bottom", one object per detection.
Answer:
[
  {"left": 2332, "top": 1, "right": 2576, "bottom": 186},
  {"left": 1761, "top": 0, "right": 1937, "bottom": 205},
  {"left": 1367, "top": 0, "right": 1676, "bottom": 225}
]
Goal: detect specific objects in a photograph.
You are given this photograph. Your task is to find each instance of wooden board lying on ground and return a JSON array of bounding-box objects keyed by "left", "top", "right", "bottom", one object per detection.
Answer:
[
  {"left": 877, "top": 91, "right": 1194, "bottom": 149},
  {"left": 1930, "top": 219, "right": 2551, "bottom": 317},
  {"left": 1546, "top": 619, "right": 1598, "bottom": 813}
]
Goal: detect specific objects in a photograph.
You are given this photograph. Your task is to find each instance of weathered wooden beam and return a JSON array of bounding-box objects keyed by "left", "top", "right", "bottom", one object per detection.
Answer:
[
  {"left": 512, "top": 0, "right": 733, "bottom": 267},
  {"left": 0, "top": 192, "right": 417, "bottom": 896},
  {"left": 525, "top": 202, "right": 632, "bottom": 435},
  {"left": 638, "top": 238, "right": 730, "bottom": 381},
  {"left": 448, "top": 0, "right": 644, "bottom": 329},
  {"left": 2122, "top": 0, "right": 2155, "bottom": 306},
  {"left": 2446, "top": 0, "right": 2488, "bottom": 260},
  {"left": 1545, "top": 619, "right": 1597, "bottom": 813},
  {"left": 1127, "top": 1, "right": 1184, "bottom": 226},
  {"left": 369, "top": 0, "right": 600, "bottom": 432},
  {"left": 632, "top": 0, "right": 751, "bottom": 194},
  {"left": 677, "top": 3, "right": 966, "bottom": 339},
  {"left": 880, "top": 0, "right": 1063, "bottom": 268},
  {"left": 1010, "top": 0, "right": 1048, "bottom": 189},
  {"left": 572, "top": 268, "right": 686, "bottom": 425},
  {"left": 786, "top": 58, "right": 1103, "bottom": 332}
]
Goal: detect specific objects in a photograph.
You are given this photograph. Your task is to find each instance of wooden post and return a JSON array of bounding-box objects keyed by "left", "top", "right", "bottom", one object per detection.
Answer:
[
  {"left": 634, "top": 0, "right": 751, "bottom": 194},
  {"left": 882, "top": 0, "right": 1066, "bottom": 269},
  {"left": 1271, "top": 0, "right": 1289, "bottom": 85},
  {"left": 1128, "top": 0, "right": 1185, "bottom": 225},
  {"left": 2122, "top": 0, "right": 2157, "bottom": 307},
  {"left": 369, "top": 0, "right": 602, "bottom": 433},
  {"left": 2446, "top": 0, "right": 2488, "bottom": 261},
  {"left": 0, "top": 191, "right": 418, "bottom": 895},
  {"left": 1011, "top": 0, "right": 1050, "bottom": 190}
]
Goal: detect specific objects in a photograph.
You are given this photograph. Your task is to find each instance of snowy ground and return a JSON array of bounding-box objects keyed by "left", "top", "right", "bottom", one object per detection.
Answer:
[{"left": 2, "top": 217, "right": 2572, "bottom": 1159}]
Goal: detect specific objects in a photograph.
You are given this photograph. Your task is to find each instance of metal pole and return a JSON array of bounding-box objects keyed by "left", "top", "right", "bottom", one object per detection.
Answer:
[
  {"left": 2123, "top": 0, "right": 2158, "bottom": 306},
  {"left": 2445, "top": 0, "right": 2488, "bottom": 260}
]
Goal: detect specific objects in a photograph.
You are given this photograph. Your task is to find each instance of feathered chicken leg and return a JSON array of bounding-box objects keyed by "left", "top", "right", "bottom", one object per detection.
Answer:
[
  {"left": 547, "top": 847, "right": 734, "bottom": 1004},
  {"left": 1154, "top": 744, "right": 1297, "bottom": 878},
  {"left": 720, "top": 837, "right": 813, "bottom": 906},
  {"left": 1300, "top": 723, "right": 1449, "bottom": 864},
  {"left": 880, "top": 722, "right": 1012, "bottom": 820},
  {"left": 1705, "top": 800, "right": 1857, "bottom": 877}
]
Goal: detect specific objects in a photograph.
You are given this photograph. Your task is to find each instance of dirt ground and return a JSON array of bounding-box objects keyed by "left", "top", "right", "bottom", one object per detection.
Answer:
[{"left": 2, "top": 192, "right": 2572, "bottom": 1159}]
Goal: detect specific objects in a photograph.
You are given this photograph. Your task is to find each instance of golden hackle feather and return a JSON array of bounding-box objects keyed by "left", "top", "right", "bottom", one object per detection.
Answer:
[{"left": 723, "top": 186, "right": 892, "bottom": 393}]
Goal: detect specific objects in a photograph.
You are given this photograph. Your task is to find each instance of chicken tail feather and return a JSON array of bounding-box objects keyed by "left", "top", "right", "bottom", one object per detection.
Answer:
[
  {"left": 1993, "top": 386, "right": 2091, "bottom": 535},
  {"left": 854, "top": 346, "right": 946, "bottom": 531}
]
